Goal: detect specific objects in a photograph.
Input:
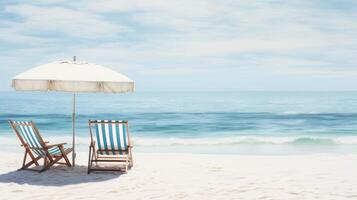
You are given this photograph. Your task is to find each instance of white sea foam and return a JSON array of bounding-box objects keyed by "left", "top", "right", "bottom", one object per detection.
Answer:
[
  {"left": 3, "top": 135, "right": 357, "bottom": 147},
  {"left": 123, "top": 135, "right": 357, "bottom": 146}
]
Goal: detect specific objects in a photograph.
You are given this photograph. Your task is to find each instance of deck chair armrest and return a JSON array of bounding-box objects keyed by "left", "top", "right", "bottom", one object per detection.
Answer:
[{"left": 46, "top": 143, "right": 67, "bottom": 148}]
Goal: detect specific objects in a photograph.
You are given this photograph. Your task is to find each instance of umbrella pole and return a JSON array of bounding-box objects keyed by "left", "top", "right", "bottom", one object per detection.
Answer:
[{"left": 72, "top": 93, "right": 76, "bottom": 167}]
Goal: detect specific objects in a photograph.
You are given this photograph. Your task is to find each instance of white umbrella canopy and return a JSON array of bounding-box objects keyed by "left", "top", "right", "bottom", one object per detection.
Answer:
[
  {"left": 12, "top": 59, "right": 134, "bottom": 166},
  {"left": 12, "top": 60, "right": 134, "bottom": 92}
]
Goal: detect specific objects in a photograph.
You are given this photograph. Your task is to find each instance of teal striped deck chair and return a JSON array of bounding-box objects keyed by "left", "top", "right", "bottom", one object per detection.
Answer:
[
  {"left": 9, "top": 120, "right": 73, "bottom": 172},
  {"left": 88, "top": 120, "right": 133, "bottom": 173}
]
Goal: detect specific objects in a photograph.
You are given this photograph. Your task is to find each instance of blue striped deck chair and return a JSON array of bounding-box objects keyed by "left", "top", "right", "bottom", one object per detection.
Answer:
[
  {"left": 9, "top": 120, "right": 73, "bottom": 172},
  {"left": 88, "top": 120, "right": 133, "bottom": 173}
]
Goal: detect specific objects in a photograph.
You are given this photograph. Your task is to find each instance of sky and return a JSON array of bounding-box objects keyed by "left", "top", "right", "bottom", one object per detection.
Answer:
[{"left": 0, "top": 0, "right": 357, "bottom": 91}]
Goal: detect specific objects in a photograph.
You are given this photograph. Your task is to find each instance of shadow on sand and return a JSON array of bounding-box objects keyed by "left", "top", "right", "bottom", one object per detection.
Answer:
[{"left": 0, "top": 165, "right": 123, "bottom": 186}]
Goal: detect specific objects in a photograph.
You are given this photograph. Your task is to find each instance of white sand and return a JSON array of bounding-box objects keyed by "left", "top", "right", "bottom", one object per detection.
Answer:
[{"left": 1, "top": 152, "right": 357, "bottom": 200}]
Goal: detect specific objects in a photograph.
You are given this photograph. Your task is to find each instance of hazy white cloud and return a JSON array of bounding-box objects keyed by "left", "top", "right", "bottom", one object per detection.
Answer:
[
  {"left": 2, "top": 4, "right": 128, "bottom": 39},
  {"left": 1, "top": 0, "right": 357, "bottom": 91}
]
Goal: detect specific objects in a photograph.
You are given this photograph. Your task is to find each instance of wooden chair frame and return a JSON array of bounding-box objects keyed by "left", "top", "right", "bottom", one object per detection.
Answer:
[
  {"left": 9, "top": 120, "right": 73, "bottom": 172},
  {"left": 88, "top": 120, "right": 133, "bottom": 174}
]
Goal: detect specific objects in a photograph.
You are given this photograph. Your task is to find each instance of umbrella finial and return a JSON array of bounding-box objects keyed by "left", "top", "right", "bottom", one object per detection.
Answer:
[{"left": 73, "top": 56, "right": 76, "bottom": 63}]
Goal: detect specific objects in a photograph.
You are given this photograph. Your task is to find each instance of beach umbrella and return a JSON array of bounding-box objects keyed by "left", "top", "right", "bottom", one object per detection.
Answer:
[{"left": 11, "top": 57, "right": 134, "bottom": 166}]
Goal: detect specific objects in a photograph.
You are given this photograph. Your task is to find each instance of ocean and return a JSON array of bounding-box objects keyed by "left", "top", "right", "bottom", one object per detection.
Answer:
[{"left": 1, "top": 91, "right": 357, "bottom": 155}]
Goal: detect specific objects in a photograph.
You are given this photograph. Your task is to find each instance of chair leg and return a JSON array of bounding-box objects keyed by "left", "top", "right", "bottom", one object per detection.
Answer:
[
  {"left": 43, "top": 153, "right": 58, "bottom": 172},
  {"left": 129, "top": 159, "right": 133, "bottom": 168},
  {"left": 125, "top": 157, "right": 129, "bottom": 172},
  {"left": 129, "top": 149, "right": 133, "bottom": 168},
  {"left": 59, "top": 146, "right": 72, "bottom": 167},
  {"left": 40, "top": 155, "right": 49, "bottom": 173},
  {"left": 47, "top": 154, "right": 54, "bottom": 163},
  {"left": 92, "top": 150, "right": 98, "bottom": 166},
  {"left": 27, "top": 150, "right": 40, "bottom": 166},
  {"left": 19, "top": 149, "right": 43, "bottom": 171},
  {"left": 22, "top": 151, "right": 28, "bottom": 169},
  {"left": 47, "top": 154, "right": 67, "bottom": 168},
  {"left": 22, "top": 156, "right": 42, "bottom": 170},
  {"left": 87, "top": 146, "right": 92, "bottom": 174}
]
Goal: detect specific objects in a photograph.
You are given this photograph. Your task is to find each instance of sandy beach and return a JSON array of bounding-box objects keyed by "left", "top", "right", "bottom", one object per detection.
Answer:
[{"left": 0, "top": 152, "right": 357, "bottom": 200}]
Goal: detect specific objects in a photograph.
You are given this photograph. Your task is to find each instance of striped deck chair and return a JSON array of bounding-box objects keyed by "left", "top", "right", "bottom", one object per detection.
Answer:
[
  {"left": 9, "top": 120, "right": 73, "bottom": 172},
  {"left": 88, "top": 120, "right": 133, "bottom": 173}
]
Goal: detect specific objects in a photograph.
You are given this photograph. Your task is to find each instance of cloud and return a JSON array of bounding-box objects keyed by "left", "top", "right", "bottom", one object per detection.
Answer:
[
  {"left": 2, "top": 4, "right": 128, "bottom": 40},
  {"left": 1, "top": 0, "right": 357, "bottom": 91}
]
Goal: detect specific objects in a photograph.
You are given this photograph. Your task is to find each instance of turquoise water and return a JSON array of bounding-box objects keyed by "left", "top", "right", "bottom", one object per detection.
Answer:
[{"left": 1, "top": 91, "right": 357, "bottom": 154}]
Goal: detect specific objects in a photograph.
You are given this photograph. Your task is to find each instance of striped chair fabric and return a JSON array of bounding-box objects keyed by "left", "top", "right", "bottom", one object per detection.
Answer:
[
  {"left": 91, "top": 120, "right": 129, "bottom": 155},
  {"left": 14, "top": 121, "right": 62, "bottom": 156}
]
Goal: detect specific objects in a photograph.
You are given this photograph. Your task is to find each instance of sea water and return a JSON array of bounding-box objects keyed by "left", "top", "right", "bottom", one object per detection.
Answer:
[{"left": 1, "top": 91, "right": 357, "bottom": 155}]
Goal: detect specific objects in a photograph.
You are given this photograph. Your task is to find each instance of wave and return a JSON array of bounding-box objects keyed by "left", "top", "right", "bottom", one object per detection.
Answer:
[
  {"left": 131, "top": 136, "right": 345, "bottom": 146},
  {"left": 132, "top": 135, "right": 357, "bottom": 146},
  {"left": 2, "top": 135, "right": 357, "bottom": 147}
]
